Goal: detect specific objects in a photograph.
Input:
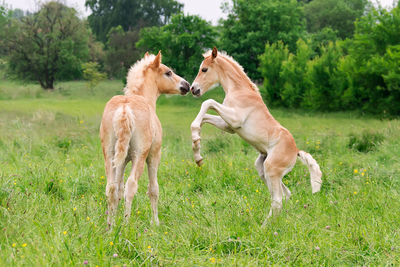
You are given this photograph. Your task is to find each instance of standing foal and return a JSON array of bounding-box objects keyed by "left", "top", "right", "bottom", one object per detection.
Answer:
[
  {"left": 190, "top": 47, "right": 322, "bottom": 225},
  {"left": 100, "top": 52, "right": 190, "bottom": 226}
]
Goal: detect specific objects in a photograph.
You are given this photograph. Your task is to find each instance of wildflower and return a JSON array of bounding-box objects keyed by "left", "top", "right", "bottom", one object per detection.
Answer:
[
  {"left": 354, "top": 169, "right": 358, "bottom": 174},
  {"left": 354, "top": 191, "right": 357, "bottom": 195},
  {"left": 316, "top": 145, "right": 320, "bottom": 149},
  {"left": 325, "top": 226, "right": 331, "bottom": 230},
  {"left": 12, "top": 243, "right": 16, "bottom": 247},
  {"left": 273, "top": 232, "right": 278, "bottom": 236},
  {"left": 209, "top": 257, "right": 216, "bottom": 263},
  {"left": 147, "top": 245, "right": 151, "bottom": 249},
  {"left": 256, "top": 189, "right": 259, "bottom": 193},
  {"left": 137, "top": 210, "right": 140, "bottom": 215},
  {"left": 209, "top": 247, "right": 213, "bottom": 251},
  {"left": 361, "top": 172, "right": 365, "bottom": 176},
  {"left": 339, "top": 162, "right": 343, "bottom": 165},
  {"left": 164, "top": 232, "right": 168, "bottom": 235},
  {"left": 80, "top": 120, "right": 84, "bottom": 124},
  {"left": 110, "top": 241, "right": 114, "bottom": 246},
  {"left": 315, "top": 246, "right": 320, "bottom": 251},
  {"left": 83, "top": 260, "right": 88, "bottom": 265},
  {"left": 87, "top": 217, "right": 90, "bottom": 221},
  {"left": 22, "top": 243, "right": 27, "bottom": 247},
  {"left": 63, "top": 231, "right": 67, "bottom": 235},
  {"left": 113, "top": 253, "right": 118, "bottom": 258},
  {"left": 192, "top": 205, "right": 194, "bottom": 208}
]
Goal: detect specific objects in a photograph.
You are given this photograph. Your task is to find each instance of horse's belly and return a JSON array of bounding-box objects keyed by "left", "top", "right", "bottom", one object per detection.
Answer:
[{"left": 235, "top": 128, "right": 269, "bottom": 154}]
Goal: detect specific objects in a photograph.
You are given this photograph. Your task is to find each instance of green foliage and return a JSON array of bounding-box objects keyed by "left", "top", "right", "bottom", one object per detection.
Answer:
[
  {"left": 82, "top": 62, "right": 107, "bottom": 93},
  {"left": 137, "top": 13, "right": 217, "bottom": 80},
  {"left": 258, "top": 41, "right": 289, "bottom": 106},
  {"left": 220, "top": 0, "right": 306, "bottom": 80},
  {"left": 348, "top": 131, "right": 384, "bottom": 152},
  {"left": 105, "top": 26, "right": 143, "bottom": 79},
  {"left": 304, "top": 0, "right": 368, "bottom": 39},
  {"left": 258, "top": 3, "right": 400, "bottom": 115},
  {"left": 303, "top": 41, "right": 346, "bottom": 110},
  {"left": 85, "top": 0, "right": 183, "bottom": 42},
  {"left": 4, "top": 2, "right": 90, "bottom": 89},
  {"left": 341, "top": 4, "right": 400, "bottom": 115},
  {"left": 280, "top": 39, "right": 313, "bottom": 108}
]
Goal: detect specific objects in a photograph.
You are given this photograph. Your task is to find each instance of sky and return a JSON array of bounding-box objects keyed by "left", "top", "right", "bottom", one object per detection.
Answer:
[
  {"left": 1, "top": 0, "right": 228, "bottom": 24},
  {"left": 2, "top": 0, "right": 397, "bottom": 24}
]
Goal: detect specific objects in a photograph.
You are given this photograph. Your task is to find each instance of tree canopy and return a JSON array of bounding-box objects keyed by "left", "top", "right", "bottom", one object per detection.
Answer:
[
  {"left": 304, "top": 0, "right": 368, "bottom": 39},
  {"left": 137, "top": 13, "right": 217, "bottom": 80},
  {"left": 5, "top": 2, "right": 89, "bottom": 89},
  {"left": 220, "top": 0, "right": 306, "bottom": 81},
  {"left": 85, "top": 0, "right": 183, "bottom": 42}
]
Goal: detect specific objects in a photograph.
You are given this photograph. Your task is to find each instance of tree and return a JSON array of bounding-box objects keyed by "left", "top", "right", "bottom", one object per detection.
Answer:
[
  {"left": 5, "top": 2, "right": 90, "bottom": 89},
  {"left": 137, "top": 13, "right": 217, "bottom": 80},
  {"left": 220, "top": 0, "right": 306, "bottom": 80},
  {"left": 341, "top": 4, "right": 400, "bottom": 115},
  {"left": 104, "top": 26, "right": 143, "bottom": 79},
  {"left": 85, "top": 0, "right": 183, "bottom": 42},
  {"left": 82, "top": 62, "right": 106, "bottom": 94},
  {"left": 304, "top": 0, "right": 368, "bottom": 39}
]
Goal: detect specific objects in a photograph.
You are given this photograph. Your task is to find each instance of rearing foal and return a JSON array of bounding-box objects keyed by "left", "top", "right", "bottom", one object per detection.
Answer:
[
  {"left": 100, "top": 52, "right": 190, "bottom": 226},
  {"left": 190, "top": 47, "right": 322, "bottom": 225}
]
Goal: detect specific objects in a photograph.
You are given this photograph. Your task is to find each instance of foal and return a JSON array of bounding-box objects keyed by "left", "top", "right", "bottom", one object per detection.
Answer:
[
  {"left": 190, "top": 47, "right": 322, "bottom": 225},
  {"left": 100, "top": 52, "right": 190, "bottom": 226}
]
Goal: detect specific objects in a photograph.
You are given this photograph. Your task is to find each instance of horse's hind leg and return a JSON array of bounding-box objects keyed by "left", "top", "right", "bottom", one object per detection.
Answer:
[
  {"left": 124, "top": 153, "right": 146, "bottom": 222},
  {"left": 146, "top": 148, "right": 161, "bottom": 226},
  {"left": 281, "top": 181, "right": 291, "bottom": 200},
  {"left": 255, "top": 153, "right": 270, "bottom": 190}
]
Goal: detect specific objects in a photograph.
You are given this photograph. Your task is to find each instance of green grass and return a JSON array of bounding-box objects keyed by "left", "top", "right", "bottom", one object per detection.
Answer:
[{"left": 0, "top": 80, "right": 399, "bottom": 266}]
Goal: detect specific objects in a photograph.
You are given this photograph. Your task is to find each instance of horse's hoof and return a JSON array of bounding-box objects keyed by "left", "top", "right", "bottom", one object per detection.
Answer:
[{"left": 196, "top": 159, "right": 203, "bottom": 167}]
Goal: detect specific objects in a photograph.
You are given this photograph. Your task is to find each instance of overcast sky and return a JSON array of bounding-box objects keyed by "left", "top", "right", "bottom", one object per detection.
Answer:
[{"left": 2, "top": 0, "right": 397, "bottom": 24}]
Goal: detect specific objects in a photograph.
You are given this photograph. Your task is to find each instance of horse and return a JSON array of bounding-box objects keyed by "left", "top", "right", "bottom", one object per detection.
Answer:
[
  {"left": 189, "top": 47, "right": 322, "bottom": 225},
  {"left": 100, "top": 51, "right": 190, "bottom": 226}
]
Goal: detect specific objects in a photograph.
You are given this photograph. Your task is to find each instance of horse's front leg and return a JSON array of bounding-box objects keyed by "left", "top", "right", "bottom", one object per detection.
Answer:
[{"left": 191, "top": 99, "right": 240, "bottom": 166}]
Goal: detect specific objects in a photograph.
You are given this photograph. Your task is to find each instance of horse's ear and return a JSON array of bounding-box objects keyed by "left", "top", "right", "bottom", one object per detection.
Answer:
[
  {"left": 151, "top": 50, "right": 162, "bottom": 68},
  {"left": 144, "top": 51, "right": 149, "bottom": 57},
  {"left": 212, "top": 47, "right": 218, "bottom": 60}
]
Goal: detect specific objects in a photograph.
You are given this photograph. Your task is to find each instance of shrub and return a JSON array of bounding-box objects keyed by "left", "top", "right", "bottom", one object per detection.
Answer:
[{"left": 348, "top": 131, "right": 384, "bottom": 152}]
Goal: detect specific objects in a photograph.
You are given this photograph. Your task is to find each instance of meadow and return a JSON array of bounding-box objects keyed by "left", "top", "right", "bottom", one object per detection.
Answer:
[{"left": 0, "top": 80, "right": 399, "bottom": 266}]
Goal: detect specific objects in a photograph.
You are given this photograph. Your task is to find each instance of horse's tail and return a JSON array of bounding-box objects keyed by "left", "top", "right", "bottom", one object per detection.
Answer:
[
  {"left": 112, "top": 105, "right": 134, "bottom": 169},
  {"left": 297, "top": 150, "right": 322, "bottom": 193}
]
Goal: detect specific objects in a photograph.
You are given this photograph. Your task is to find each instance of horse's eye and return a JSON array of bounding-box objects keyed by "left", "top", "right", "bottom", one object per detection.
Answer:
[
  {"left": 165, "top": 70, "right": 172, "bottom": 77},
  {"left": 201, "top": 68, "right": 208, "bottom": 73}
]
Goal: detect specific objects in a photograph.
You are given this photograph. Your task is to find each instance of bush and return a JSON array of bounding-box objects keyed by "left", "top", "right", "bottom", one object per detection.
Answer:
[{"left": 348, "top": 131, "right": 384, "bottom": 152}]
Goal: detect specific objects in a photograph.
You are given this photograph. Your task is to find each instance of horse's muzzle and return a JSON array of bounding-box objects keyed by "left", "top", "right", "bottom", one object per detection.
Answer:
[
  {"left": 180, "top": 80, "right": 190, "bottom": 95},
  {"left": 190, "top": 84, "right": 201, "bottom": 97}
]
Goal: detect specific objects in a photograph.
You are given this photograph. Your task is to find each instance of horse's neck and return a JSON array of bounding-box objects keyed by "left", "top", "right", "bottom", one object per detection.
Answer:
[
  {"left": 129, "top": 83, "right": 159, "bottom": 110},
  {"left": 218, "top": 60, "right": 255, "bottom": 96}
]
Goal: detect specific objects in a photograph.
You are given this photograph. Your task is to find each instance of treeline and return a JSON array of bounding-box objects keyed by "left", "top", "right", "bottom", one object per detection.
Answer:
[{"left": 0, "top": 0, "right": 399, "bottom": 115}]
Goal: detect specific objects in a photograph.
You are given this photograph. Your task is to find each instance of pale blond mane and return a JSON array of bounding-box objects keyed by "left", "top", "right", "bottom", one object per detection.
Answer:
[
  {"left": 124, "top": 54, "right": 156, "bottom": 96},
  {"left": 203, "top": 50, "right": 259, "bottom": 92}
]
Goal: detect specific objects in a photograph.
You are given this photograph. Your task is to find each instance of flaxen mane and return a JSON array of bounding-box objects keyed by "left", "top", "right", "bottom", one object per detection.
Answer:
[
  {"left": 124, "top": 54, "right": 156, "bottom": 96},
  {"left": 203, "top": 50, "right": 259, "bottom": 92}
]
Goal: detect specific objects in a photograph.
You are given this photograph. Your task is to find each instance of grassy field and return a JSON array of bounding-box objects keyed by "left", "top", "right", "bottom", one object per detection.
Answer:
[{"left": 0, "top": 80, "right": 399, "bottom": 266}]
